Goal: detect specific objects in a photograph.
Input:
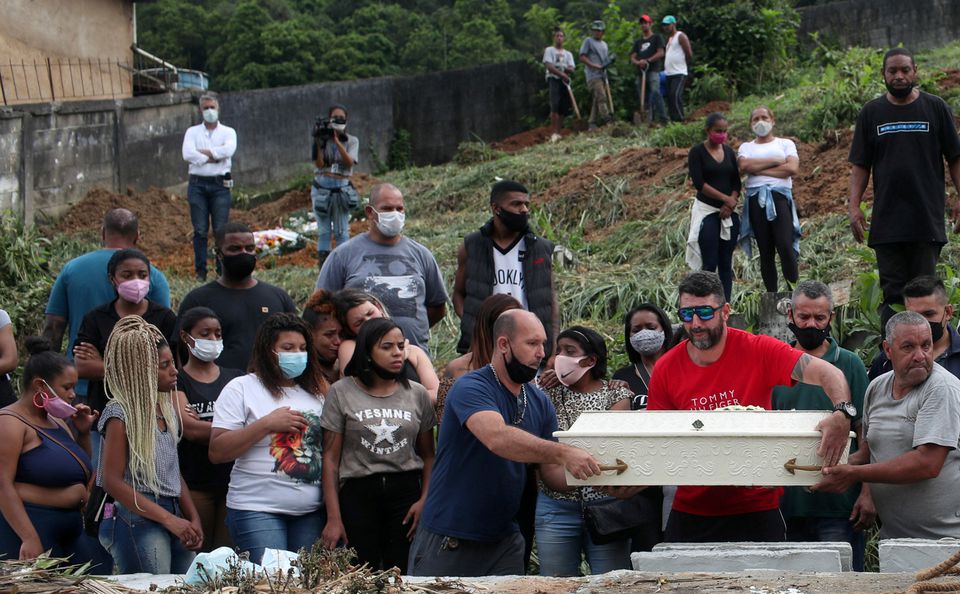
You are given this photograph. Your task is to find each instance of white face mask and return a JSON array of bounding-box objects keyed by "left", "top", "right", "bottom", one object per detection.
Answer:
[
  {"left": 372, "top": 207, "right": 406, "bottom": 237},
  {"left": 188, "top": 337, "right": 224, "bottom": 362},
  {"left": 202, "top": 108, "right": 219, "bottom": 124},
  {"left": 751, "top": 120, "right": 773, "bottom": 138}
]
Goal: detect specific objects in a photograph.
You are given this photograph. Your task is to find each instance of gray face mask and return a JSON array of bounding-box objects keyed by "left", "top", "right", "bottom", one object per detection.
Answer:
[{"left": 630, "top": 329, "right": 665, "bottom": 355}]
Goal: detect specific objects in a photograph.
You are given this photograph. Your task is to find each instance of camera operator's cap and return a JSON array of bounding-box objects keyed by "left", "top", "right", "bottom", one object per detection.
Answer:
[
  {"left": 591, "top": 20, "right": 606, "bottom": 31},
  {"left": 662, "top": 15, "right": 677, "bottom": 25},
  {"left": 640, "top": 14, "right": 652, "bottom": 23}
]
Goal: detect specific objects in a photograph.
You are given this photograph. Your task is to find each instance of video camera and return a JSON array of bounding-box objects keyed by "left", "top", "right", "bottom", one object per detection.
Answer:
[{"left": 313, "top": 116, "right": 347, "bottom": 141}]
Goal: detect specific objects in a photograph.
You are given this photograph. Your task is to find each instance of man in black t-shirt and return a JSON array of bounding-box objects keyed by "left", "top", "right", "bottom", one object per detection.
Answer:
[
  {"left": 848, "top": 48, "right": 960, "bottom": 329},
  {"left": 178, "top": 222, "right": 297, "bottom": 370},
  {"left": 630, "top": 14, "right": 667, "bottom": 124}
]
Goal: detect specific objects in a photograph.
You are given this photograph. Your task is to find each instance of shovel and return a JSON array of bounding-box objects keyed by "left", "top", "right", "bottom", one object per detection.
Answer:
[
  {"left": 564, "top": 81, "right": 582, "bottom": 119},
  {"left": 639, "top": 65, "right": 648, "bottom": 122}
]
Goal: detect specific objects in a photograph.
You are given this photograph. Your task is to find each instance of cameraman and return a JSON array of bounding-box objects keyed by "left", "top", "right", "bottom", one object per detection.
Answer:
[{"left": 311, "top": 104, "right": 360, "bottom": 266}]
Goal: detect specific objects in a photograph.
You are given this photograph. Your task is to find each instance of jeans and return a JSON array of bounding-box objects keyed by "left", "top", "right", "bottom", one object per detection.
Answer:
[
  {"left": 665, "top": 508, "right": 787, "bottom": 543},
  {"left": 0, "top": 503, "right": 89, "bottom": 563},
  {"left": 786, "top": 517, "right": 866, "bottom": 572},
  {"left": 226, "top": 507, "right": 325, "bottom": 565},
  {"left": 187, "top": 177, "right": 232, "bottom": 277},
  {"left": 312, "top": 176, "right": 352, "bottom": 253},
  {"left": 99, "top": 495, "right": 195, "bottom": 574},
  {"left": 636, "top": 70, "right": 668, "bottom": 123},
  {"left": 698, "top": 211, "right": 741, "bottom": 303},
  {"left": 665, "top": 74, "right": 686, "bottom": 122},
  {"left": 534, "top": 492, "right": 631, "bottom": 576}
]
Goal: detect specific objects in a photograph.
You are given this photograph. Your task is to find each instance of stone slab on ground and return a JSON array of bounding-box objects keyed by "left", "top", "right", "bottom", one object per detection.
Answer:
[
  {"left": 110, "top": 570, "right": 924, "bottom": 594},
  {"left": 654, "top": 541, "right": 855, "bottom": 572},
  {"left": 879, "top": 538, "right": 960, "bottom": 573},
  {"left": 633, "top": 549, "right": 842, "bottom": 573}
]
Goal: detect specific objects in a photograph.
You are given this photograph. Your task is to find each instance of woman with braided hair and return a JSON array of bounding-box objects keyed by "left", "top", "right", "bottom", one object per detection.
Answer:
[
  {"left": 210, "top": 313, "right": 328, "bottom": 564},
  {"left": 97, "top": 315, "right": 203, "bottom": 574}
]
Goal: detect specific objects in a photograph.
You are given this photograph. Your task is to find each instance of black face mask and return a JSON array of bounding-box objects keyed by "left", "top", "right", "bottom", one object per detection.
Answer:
[
  {"left": 885, "top": 80, "right": 915, "bottom": 99},
  {"left": 930, "top": 318, "right": 945, "bottom": 343},
  {"left": 503, "top": 345, "right": 540, "bottom": 385},
  {"left": 220, "top": 252, "right": 256, "bottom": 280},
  {"left": 497, "top": 209, "right": 529, "bottom": 234},
  {"left": 371, "top": 360, "right": 403, "bottom": 381},
  {"left": 788, "top": 322, "right": 831, "bottom": 351}
]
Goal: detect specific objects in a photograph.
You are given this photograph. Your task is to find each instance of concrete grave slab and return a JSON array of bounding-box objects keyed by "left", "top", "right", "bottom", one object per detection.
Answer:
[
  {"left": 879, "top": 538, "right": 960, "bottom": 573},
  {"left": 654, "top": 541, "right": 855, "bottom": 572},
  {"left": 632, "top": 548, "right": 842, "bottom": 573}
]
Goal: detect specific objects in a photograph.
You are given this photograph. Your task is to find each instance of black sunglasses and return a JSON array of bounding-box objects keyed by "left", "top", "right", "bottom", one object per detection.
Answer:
[{"left": 678, "top": 305, "right": 722, "bottom": 323}]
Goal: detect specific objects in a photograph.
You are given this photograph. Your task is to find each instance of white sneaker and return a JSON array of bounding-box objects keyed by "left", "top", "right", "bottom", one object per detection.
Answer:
[{"left": 550, "top": 133, "right": 562, "bottom": 142}]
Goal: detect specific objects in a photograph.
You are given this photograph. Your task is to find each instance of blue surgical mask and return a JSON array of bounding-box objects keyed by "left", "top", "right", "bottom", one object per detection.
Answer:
[{"left": 275, "top": 351, "right": 308, "bottom": 379}]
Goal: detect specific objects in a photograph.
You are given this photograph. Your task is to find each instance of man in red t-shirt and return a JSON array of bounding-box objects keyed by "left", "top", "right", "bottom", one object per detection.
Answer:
[{"left": 648, "top": 271, "right": 854, "bottom": 542}]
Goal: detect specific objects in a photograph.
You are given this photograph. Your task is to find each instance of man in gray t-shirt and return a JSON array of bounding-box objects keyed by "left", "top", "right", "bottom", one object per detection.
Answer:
[
  {"left": 579, "top": 21, "right": 612, "bottom": 129},
  {"left": 812, "top": 311, "right": 960, "bottom": 539},
  {"left": 316, "top": 183, "right": 448, "bottom": 348}
]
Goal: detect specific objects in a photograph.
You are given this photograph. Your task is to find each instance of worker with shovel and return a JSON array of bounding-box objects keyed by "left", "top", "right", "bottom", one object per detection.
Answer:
[
  {"left": 579, "top": 20, "right": 613, "bottom": 130},
  {"left": 630, "top": 14, "right": 667, "bottom": 125},
  {"left": 543, "top": 28, "right": 577, "bottom": 142}
]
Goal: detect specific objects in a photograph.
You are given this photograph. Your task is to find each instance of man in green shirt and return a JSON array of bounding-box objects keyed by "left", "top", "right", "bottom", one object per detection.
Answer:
[{"left": 772, "top": 280, "right": 873, "bottom": 571}]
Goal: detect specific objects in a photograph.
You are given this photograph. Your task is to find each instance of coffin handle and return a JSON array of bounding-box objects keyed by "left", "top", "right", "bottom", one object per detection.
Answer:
[
  {"left": 598, "top": 459, "right": 628, "bottom": 475},
  {"left": 783, "top": 458, "right": 822, "bottom": 474}
]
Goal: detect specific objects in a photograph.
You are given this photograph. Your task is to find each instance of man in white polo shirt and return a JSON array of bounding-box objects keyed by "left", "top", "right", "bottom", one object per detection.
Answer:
[{"left": 182, "top": 92, "right": 238, "bottom": 281}]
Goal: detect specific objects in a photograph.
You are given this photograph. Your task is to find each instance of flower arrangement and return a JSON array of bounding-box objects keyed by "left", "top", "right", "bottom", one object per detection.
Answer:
[{"left": 253, "top": 228, "right": 305, "bottom": 257}]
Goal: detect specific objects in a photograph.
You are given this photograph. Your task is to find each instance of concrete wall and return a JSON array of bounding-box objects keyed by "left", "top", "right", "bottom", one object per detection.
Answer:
[
  {"left": 799, "top": 0, "right": 960, "bottom": 51},
  {"left": 1, "top": 0, "right": 134, "bottom": 104},
  {"left": 0, "top": 60, "right": 541, "bottom": 223}
]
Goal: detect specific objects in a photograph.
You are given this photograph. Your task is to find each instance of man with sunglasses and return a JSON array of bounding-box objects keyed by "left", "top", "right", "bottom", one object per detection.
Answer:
[{"left": 648, "top": 271, "right": 854, "bottom": 542}]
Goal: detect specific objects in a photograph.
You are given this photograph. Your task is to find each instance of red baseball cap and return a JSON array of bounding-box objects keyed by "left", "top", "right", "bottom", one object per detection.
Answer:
[{"left": 640, "top": 14, "right": 652, "bottom": 23}]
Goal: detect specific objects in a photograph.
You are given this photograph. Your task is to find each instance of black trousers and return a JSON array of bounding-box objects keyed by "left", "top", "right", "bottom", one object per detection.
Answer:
[
  {"left": 665, "top": 74, "right": 686, "bottom": 122},
  {"left": 665, "top": 508, "right": 786, "bottom": 543},
  {"left": 699, "top": 211, "right": 741, "bottom": 303},
  {"left": 748, "top": 191, "right": 799, "bottom": 292},
  {"left": 340, "top": 470, "right": 421, "bottom": 573},
  {"left": 874, "top": 242, "right": 942, "bottom": 333}
]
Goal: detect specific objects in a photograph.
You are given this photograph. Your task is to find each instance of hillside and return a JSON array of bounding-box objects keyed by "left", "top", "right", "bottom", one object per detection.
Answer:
[{"left": 27, "top": 44, "right": 960, "bottom": 369}]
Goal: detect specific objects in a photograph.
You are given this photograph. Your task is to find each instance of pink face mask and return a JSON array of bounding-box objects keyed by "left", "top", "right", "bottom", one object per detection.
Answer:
[
  {"left": 554, "top": 355, "right": 594, "bottom": 387},
  {"left": 708, "top": 131, "right": 728, "bottom": 145},
  {"left": 33, "top": 381, "right": 78, "bottom": 419},
  {"left": 117, "top": 279, "right": 150, "bottom": 304}
]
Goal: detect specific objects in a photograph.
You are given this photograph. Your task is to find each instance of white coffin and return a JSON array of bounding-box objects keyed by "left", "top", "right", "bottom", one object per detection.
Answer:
[{"left": 554, "top": 410, "right": 853, "bottom": 487}]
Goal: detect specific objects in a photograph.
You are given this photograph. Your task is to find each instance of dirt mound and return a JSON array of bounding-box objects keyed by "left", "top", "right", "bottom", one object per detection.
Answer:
[
  {"left": 791, "top": 129, "right": 868, "bottom": 217},
  {"left": 689, "top": 100, "right": 732, "bottom": 121},
  {"left": 51, "top": 173, "right": 378, "bottom": 276},
  {"left": 538, "top": 146, "right": 690, "bottom": 227},
  {"left": 938, "top": 68, "right": 960, "bottom": 91},
  {"left": 491, "top": 126, "right": 573, "bottom": 152}
]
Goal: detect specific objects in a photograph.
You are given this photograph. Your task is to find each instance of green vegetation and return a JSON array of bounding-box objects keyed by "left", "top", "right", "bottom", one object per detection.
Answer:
[{"left": 138, "top": 0, "right": 797, "bottom": 93}]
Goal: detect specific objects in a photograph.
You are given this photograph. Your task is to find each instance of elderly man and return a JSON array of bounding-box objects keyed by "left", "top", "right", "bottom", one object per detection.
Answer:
[
  {"left": 772, "top": 280, "right": 872, "bottom": 570},
  {"left": 409, "top": 310, "right": 600, "bottom": 577},
  {"left": 648, "top": 271, "right": 853, "bottom": 542},
  {"left": 813, "top": 311, "right": 960, "bottom": 539},
  {"left": 182, "top": 92, "right": 238, "bottom": 281},
  {"left": 317, "top": 183, "right": 447, "bottom": 348}
]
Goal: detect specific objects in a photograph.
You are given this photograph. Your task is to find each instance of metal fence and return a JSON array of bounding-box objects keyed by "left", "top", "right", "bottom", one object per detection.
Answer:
[{"left": 0, "top": 58, "right": 133, "bottom": 105}]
